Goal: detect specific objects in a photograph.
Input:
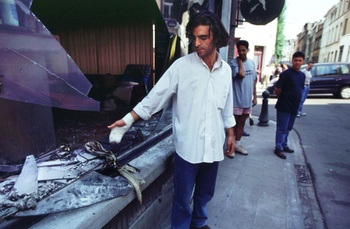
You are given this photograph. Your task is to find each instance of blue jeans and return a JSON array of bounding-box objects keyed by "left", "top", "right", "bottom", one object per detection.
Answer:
[
  {"left": 171, "top": 153, "right": 219, "bottom": 229},
  {"left": 275, "top": 111, "right": 297, "bottom": 150},
  {"left": 298, "top": 85, "right": 310, "bottom": 113}
]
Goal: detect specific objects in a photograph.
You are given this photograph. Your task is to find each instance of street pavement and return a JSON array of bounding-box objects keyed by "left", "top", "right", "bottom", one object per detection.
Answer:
[{"left": 204, "top": 86, "right": 325, "bottom": 229}]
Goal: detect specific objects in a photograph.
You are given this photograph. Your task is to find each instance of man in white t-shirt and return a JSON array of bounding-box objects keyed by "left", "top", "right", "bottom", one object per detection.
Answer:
[
  {"left": 229, "top": 40, "right": 257, "bottom": 157},
  {"left": 297, "top": 61, "right": 314, "bottom": 117}
]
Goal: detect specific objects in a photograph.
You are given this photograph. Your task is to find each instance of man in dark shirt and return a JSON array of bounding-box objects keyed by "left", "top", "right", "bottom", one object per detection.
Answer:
[{"left": 274, "top": 51, "right": 305, "bottom": 159}]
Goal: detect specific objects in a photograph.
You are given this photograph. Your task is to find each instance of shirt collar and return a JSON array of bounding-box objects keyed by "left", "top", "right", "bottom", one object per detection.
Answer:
[{"left": 194, "top": 52, "right": 223, "bottom": 70}]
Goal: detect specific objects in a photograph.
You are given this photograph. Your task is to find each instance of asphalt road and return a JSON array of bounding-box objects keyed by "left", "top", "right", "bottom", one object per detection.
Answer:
[{"left": 253, "top": 92, "right": 350, "bottom": 229}]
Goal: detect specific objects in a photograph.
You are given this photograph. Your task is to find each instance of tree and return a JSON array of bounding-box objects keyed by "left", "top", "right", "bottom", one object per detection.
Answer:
[{"left": 275, "top": 5, "right": 286, "bottom": 63}]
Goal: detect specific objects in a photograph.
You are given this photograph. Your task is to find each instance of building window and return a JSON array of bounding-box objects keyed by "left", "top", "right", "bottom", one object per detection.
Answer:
[
  {"left": 343, "top": 19, "right": 348, "bottom": 35},
  {"left": 315, "top": 37, "right": 319, "bottom": 49},
  {"left": 339, "top": 46, "right": 344, "bottom": 62},
  {"left": 340, "top": 22, "right": 343, "bottom": 37},
  {"left": 335, "top": 25, "right": 338, "bottom": 41}
]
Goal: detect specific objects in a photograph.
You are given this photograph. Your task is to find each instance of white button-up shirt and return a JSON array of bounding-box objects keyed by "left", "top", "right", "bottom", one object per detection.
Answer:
[
  {"left": 134, "top": 52, "right": 235, "bottom": 164},
  {"left": 301, "top": 68, "right": 312, "bottom": 85}
]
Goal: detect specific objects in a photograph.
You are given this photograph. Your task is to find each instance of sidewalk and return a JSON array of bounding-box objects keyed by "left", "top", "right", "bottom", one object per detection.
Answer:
[{"left": 205, "top": 116, "right": 325, "bottom": 229}]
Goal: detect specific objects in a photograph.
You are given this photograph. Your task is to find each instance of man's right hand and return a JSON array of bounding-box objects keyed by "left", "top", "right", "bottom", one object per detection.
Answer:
[
  {"left": 236, "top": 57, "right": 246, "bottom": 78},
  {"left": 108, "top": 113, "right": 135, "bottom": 143}
]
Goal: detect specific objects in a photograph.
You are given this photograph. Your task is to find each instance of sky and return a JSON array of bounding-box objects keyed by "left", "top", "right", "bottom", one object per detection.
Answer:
[{"left": 284, "top": 0, "right": 340, "bottom": 39}]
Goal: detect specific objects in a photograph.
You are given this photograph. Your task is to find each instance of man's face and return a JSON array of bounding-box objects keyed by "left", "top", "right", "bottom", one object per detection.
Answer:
[
  {"left": 307, "top": 63, "right": 314, "bottom": 70},
  {"left": 292, "top": 57, "right": 304, "bottom": 71},
  {"left": 191, "top": 25, "right": 216, "bottom": 59},
  {"left": 237, "top": 45, "right": 248, "bottom": 61}
]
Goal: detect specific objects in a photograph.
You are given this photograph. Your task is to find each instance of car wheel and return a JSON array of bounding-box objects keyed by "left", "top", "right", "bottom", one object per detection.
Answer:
[{"left": 340, "top": 86, "right": 350, "bottom": 99}]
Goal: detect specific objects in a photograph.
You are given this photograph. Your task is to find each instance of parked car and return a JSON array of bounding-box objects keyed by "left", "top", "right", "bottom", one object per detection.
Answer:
[{"left": 266, "top": 62, "right": 350, "bottom": 99}]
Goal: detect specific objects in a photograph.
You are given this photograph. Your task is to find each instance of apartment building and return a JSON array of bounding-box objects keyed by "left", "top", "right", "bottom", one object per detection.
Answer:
[
  {"left": 297, "top": 0, "right": 350, "bottom": 63},
  {"left": 324, "top": 0, "right": 350, "bottom": 62}
]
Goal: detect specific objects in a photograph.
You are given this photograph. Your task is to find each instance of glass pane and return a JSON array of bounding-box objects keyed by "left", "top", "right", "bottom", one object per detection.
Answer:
[
  {"left": 0, "top": 0, "right": 99, "bottom": 111},
  {"left": 317, "top": 65, "right": 338, "bottom": 76},
  {"left": 339, "top": 64, "right": 350, "bottom": 74}
]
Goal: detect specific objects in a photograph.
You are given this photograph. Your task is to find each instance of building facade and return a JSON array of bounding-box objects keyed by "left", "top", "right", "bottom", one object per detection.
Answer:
[{"left": 296, "top": 0, "right": 350, "bottom": 63}]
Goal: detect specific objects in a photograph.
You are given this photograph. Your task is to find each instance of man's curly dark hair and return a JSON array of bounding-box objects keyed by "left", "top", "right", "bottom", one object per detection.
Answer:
[{"left": 185, "top": 10, "right": 230, "bottom": 48}]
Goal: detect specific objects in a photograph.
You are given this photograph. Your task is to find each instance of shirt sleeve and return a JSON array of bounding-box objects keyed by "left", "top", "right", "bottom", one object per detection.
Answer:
[
  {"left": 222, "top": 65, "right": 236, "bottom": 128},
  {"left": 133, "top": 63, "right": 178, "bottom": 120},
  {"left": 229, "top": 58, "right": 239, "bottom": 79},
  {"left": 223, "top": 78, "right": 236, "bottom": 128}
]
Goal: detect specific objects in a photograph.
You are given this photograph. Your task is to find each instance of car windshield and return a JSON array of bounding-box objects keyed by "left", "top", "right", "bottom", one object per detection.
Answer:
[{"left": 316, "top": 65, "right": 338, "bottom": 76}]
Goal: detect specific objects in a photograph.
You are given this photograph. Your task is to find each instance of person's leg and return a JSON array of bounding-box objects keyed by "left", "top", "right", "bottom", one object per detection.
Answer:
[
  {"left": 227, "top": 111, "right": 245, "bottom": 158},
  {"left": 301, "top": 86, "right": 310, "bottom": 115},
  {"left": 275, "top": 111, "right": 291, "bottom": 159},
  {"left": 171, "top": 153, "right": 198, "bottom": 229},
  {"left": 282, "top": 113, "right": 297, "bottom": 149},
  {"left": 242, "top": 114, "right": 254, "bottom": 136},
  {"left": 234, "top": 113, "right": 249, "bottom": 155},
  {"left": 234, "top": 113, "right": 249, "bottom": 142},
  {"left": 298, "top": 86, "right": 309, "bottom": 115},
  {"left": 234, "top": 115, "right": 242, "bottom": 141},
  {"left": 275, "top": 111, "right": 290, "bottom": 150},
  {"left": 190, "top": 162, "right": 219, "bottom": 228},
  {"left": 305, "top": 85, "right": 310, "bottom": 97}
]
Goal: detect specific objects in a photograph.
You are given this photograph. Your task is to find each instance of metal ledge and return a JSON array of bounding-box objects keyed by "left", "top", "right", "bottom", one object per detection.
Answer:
[{"left": 28, "top": 135, "right": 174, "bottom": 229}]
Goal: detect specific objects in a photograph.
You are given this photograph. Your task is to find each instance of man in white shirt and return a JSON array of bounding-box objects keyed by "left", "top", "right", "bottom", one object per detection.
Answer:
[
  {"left": 108, "top": 10, "right": 235, "bottom": 229},
  {"left": 297, "top": 61, "right": 314, "bottom": 117}
]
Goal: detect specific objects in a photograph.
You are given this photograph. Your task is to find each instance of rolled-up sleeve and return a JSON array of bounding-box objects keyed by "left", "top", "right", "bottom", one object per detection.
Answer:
[
  {"left": 230, "top": 58, "right": 239, "bottom": 79},
  {"left": 133, "top": 64, "right": 178, "bottom": 120},
  {"left": 222, "top": 66, "right": 236, "bottom": 129}
]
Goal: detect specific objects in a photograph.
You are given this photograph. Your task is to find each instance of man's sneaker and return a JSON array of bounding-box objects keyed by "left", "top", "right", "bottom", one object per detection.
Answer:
[
  {"left": 274, "top": 148, "right": 286, "bottom": 159},
  {"left": 226, "top": 151, "right": 235, "bottom": 159},
  {"left": 301, "top": 113, "right": 306, "bottom": 116},
  {"left": 242, "top": 131, "right": 250, "bottom": 137},
  {"left": 235, "top": 145, "right": 248, "bottom": 155},
  {"left": 283, "top": 146, "right": 294, "bottom": 153},
  {"left": 297, "top": 113, "right": 301, "bottom": 118}
]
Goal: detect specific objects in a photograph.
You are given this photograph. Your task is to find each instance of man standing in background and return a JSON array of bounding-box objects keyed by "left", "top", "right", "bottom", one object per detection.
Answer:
[
  {"left": 297, "top": 61, "right": 314, "bottom": 117},
  {"left": 274, "top": 51, "right": 306, "bottom": 159},
  {"left": 228, "top": 40, "right": 257, "bottom": 158},
  {"left": 262, "top": 64, "right": 273, "bottom": 89}
]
